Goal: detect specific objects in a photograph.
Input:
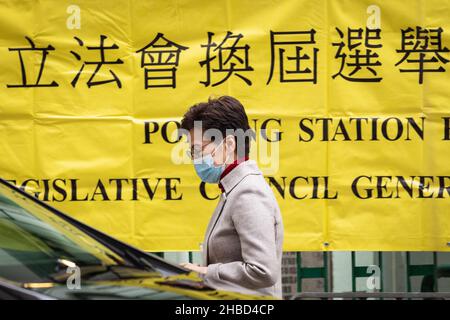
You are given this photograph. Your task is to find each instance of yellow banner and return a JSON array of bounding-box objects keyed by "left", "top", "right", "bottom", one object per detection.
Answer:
[{"left": 0, "top": 0, "right": 449, "bottom": 251}]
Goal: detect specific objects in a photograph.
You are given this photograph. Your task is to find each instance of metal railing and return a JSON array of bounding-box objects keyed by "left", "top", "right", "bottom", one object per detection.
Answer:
[
  {"left": 290, "top": 292, "right": 450, "bottom": 300},
  {"left": 150, "top": 251, "right": 450, "bottom": 298}
]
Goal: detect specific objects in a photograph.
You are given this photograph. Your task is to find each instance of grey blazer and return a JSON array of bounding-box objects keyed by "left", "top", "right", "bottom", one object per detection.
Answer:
[{"left": 198, "top": 159, "right": 284, "bottom": 299}]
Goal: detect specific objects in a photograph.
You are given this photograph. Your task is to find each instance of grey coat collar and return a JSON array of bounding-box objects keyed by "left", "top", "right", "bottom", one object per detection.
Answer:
[{"left": 219, "top": 159, "right": 262, "bottom": 194}]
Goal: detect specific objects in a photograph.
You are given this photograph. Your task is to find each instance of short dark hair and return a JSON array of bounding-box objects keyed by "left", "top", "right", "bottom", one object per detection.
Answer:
[{"left": 180, "top": 95, "right": 254, "bottom": 157}]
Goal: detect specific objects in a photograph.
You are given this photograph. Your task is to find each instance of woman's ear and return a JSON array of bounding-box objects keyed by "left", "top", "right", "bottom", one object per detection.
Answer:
[{"left": 225, "top": 135, "right": 236, "bottom": 163}]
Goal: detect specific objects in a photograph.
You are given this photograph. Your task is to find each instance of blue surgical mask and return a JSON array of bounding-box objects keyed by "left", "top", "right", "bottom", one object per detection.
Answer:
[{"left": 193, "top": 139, "right": 229, "bottom": 183}]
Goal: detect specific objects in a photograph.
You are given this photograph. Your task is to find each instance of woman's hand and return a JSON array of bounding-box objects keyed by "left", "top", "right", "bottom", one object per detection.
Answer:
[{"left": 179, "top": 262, "right": 207, "bottom": 275}]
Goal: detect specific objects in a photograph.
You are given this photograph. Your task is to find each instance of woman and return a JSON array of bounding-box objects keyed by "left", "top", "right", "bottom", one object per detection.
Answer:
[{"left": 178, "top": 95, "right": 284, "bottom": 299}]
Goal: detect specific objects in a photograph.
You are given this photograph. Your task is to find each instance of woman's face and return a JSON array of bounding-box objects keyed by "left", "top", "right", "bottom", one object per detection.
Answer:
[{"left": 188, "top": 128, "right": 234, "bottom": 166}]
